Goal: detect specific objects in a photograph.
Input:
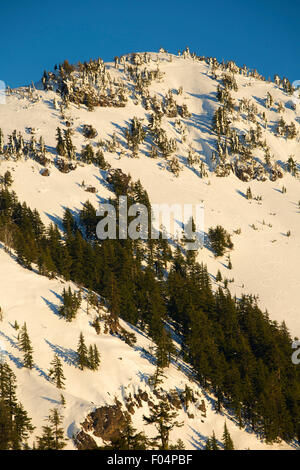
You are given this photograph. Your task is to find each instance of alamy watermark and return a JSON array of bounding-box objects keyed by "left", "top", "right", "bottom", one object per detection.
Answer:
[
  {"left": 0, "top": 80, "right": 6, "bottom": 105},
  {"left": 96, "top": 197, "right": 205, "bottom": 250},
  {"left": 292, "top": 340, "right": 300, "bottom": 365}
]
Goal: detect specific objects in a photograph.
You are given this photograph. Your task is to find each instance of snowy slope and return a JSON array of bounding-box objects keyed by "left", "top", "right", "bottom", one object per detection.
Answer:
[
  {"left": 0, "top": 247, "right": 293, "bottom": 449},
  {"left": 0, "top": 51, "right": 299, "bottom": 449}
]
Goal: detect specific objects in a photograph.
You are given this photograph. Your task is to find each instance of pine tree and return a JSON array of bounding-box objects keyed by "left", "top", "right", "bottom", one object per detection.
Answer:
[
  {"left": 48, "top": 408, "right": 66, "bottom": 449},
  {"left": 208, "top": 225, "right": 233, "bottom": 257},
  {"left": 64, "top": 129, "right": 76, "bottom": 159},
  {"left": 37, "top": 408, "right": 66, "bottom": 450},
  {"left": 95, "top": 149, "right": 109, "bottom": 169},
  {"left": 77, "top": 332, "right": 89, "bottom": 370},
  {"left": 143, "top": 400, "right": 183, "bottom": 450},
  {"left": 222, "top": 422, "right": 235, "bottom": 450},
  {"left": 205, "top": 437, "right": 212, "bottom": 450},
  {"left": 211, "top": 431, "right": 219, "bottom": 450},
  {"left": 92, "top": 344, "right": 100, "bottom": 370},
  {"left": 109, "top": 414, "right": 149, "bottom": 450},
  {"left": 49, "top": 354, "right": 65, "bottom": 389},
  {"left": 3, "top": 171, "right": 13, "bottom": 188},
  {"left": 59, "top": 287, "right": 81, "bottom": 322},
  {"left": 56, "top": 127, "right": 66, "bottom": 156},
  {"left": 183, "top": 384, "right": 193, "bottom": 410},
  {"left": 88, "top": 345, "right": 95, "bottom": 370},
  {"left": 0, "top": 363, "right": 34, "bottom": 449},
  {"left": 81, "top": 143, "right": 94, "bottom": 164},
  {"left": 246, "top": 187, "right": 252, "bottom": 200},
  {"left": 206, "top": 431, "right": 219, "bottom": 450},
  {"left": 19, "top": 323, "right": 34, "bottom": 369},
  {"left": 169, "top": 438, "right": 186, "bottom": 450},
  {"left": 92, "top": 316, "right": 101, "bottom": 335},
  {"left": 149, "top": 363, "right": 166, "bottom": 389},
  {"left": 228, "top": 256, "right": 232, "bottom": 270},
  {"left": 37, "top": 425, "right": 56, "bottom": 450}
]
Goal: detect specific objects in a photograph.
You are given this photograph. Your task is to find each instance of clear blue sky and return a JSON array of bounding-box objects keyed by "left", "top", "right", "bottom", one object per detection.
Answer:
[{"left": 1, "top": 0, "right": 299, "bottom": 87}]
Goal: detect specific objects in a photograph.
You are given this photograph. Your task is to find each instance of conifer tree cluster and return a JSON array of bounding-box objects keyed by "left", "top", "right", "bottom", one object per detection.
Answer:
[
  {"left": 143, "top": 400, "right": 183, "bottom": 450},
  {"left": 205, "top": 423, "right": 235, "bottom": 450},
  {"left": 76, "top": 333, "right": 100, "bottom": 371},
  {"left": 208, "top": 225, "right": 234, "bottom": 257},
  {"left": 0, "top": 174, "right": 300, "bottom": 444},
  {"left": 59, "top": 287, "right": 81, "bottom": 322},
  {"left": 43, "top": 57, "right": 129, "bottom": 109},
  {"left": 56, "top": 127, "right": 76, "bottom": 159},
  {"left": 36, "top": 408, "right": 66, "bottom": 450},
  {"left": 0, "top": 362, "right": 34, "bottom": 449}
]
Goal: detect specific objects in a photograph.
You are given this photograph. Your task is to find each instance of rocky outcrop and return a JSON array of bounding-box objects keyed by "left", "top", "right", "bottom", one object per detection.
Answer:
[
  {"left": 75, "top": 430, "right": 98, "bottom": 450},
  {"left": 82, "top": 403, "right": 128, "bottom": 441}
]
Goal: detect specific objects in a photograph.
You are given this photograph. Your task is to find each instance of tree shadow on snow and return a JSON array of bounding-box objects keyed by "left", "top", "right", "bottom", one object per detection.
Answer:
[{"left": 45, "top": 339, "right": 78, "bottom": 367}]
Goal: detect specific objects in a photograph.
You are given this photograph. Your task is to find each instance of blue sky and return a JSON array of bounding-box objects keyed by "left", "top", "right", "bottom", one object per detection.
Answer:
[{"left": 1, "top": 0, "right": 299, "bottom": 87}]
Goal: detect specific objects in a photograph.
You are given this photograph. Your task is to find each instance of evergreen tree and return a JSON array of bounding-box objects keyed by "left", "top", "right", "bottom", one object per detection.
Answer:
[
  {"left": 246, "top": 187, "right": 252, "bottom": 200},
  {"left": 222, "top": 422, "right": 235, "bottom": 450},
  {"left": 208, "top": 225, "right": 233, "bottom": 257},
  {"left": 37, "top": 408, "right": 66, "bottom": 450},
  {"left": 211, "top": 431, "right": 219, "bottom": 450},
  {"left": 81, "top": 143, "right": 94, "bottom": 164},
  {"left": 19, "top": 323, "right": 34, "bottom": 369},
  {"left": 77, "top": 332, "right": 89, "bottom": 370},
  {"left": 37, "top": 425, "right": 56, "bottom": 450},
  {"left": 59, "top": 286, "right": 81, "bottom": 322},
  {"left": 49, "top": 354, "right": 65, "bottom": 389},
  {"left": 92, "top": 344, "right": 100, "bottom": 370},
  {"left": 108, "top": 415, "right": 149, "bottom": 450},
  {"left": 56, "top": 127, "right": 66, "bottom": 156},
  {"left": 228, "top": 256, "right": 232, "bottom": 270},
  {"left": 0, "top": 363, "right": 34, "bottom": 449},
  {"left": 3, "top": 171, "right": 13, "bottom": 188},
  {"left": 143, "top": 400, "right": 183, "bottom": 450},
  {"left": 205, "top": 431, "right": 219, "bottom": 450},
  {"left": 205, "top": 437, "right": 212, "bottom": 450}
]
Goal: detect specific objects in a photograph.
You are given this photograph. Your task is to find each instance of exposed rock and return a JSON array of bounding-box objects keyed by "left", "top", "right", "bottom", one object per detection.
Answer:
[
  {"left": 81, "top": 403, "right": 128, "bottom": 442},
  {"left": 85, "top": 185, "right": 97, "bottom": 193},
  {"left": 126, "top": 403, "right": 135, "bottom": 414},
  {"left": 139, "top": 390, "right": 149, "bottom": 402},
  {"left": 74, "top": 430, "right": 98, "bottom": 450},
  {"left": 153, "top": 389, "right": 164, "bottom": 400},
  {"left": 56, "top": 158, "right": 77, "bottom": 173},
  {"left": 134, "top": 393, "right": 142, "bottom": 408},
  {"left": 168, "top": 390, "right": 182, "bottom": 410},
  {"left": 36, "top": 153, "right": 50, "bottom": 167}
]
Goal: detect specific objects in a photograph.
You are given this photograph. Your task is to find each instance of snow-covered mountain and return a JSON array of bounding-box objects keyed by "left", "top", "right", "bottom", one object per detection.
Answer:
[{"left": 0, "top": 49, "right": 299, "bottom": 450}]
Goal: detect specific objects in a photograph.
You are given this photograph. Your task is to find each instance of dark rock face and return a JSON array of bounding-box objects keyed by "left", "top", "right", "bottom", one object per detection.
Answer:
[
  {"left": 167, "top": 391, "right": 182, "bottom": 410},
  {"left": 75, "top": 430, "right": 98, "bottom": 450},
  {"left": 139, "top": 391, "right": 149, "bottom": 402},
  {"left": 76, "top": 403, "right": 128, "bottom": 449},
  {"left": 40, "top": 168, "right": 50, "bottom": 176},
  {"left": 74, "top": 388, "right": 205, "bottom": 449}
]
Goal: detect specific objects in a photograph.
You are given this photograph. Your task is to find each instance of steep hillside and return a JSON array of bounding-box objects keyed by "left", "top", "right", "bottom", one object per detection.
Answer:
[{"left": 0, "top": 49, "right": 299, "bottom": 450}]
